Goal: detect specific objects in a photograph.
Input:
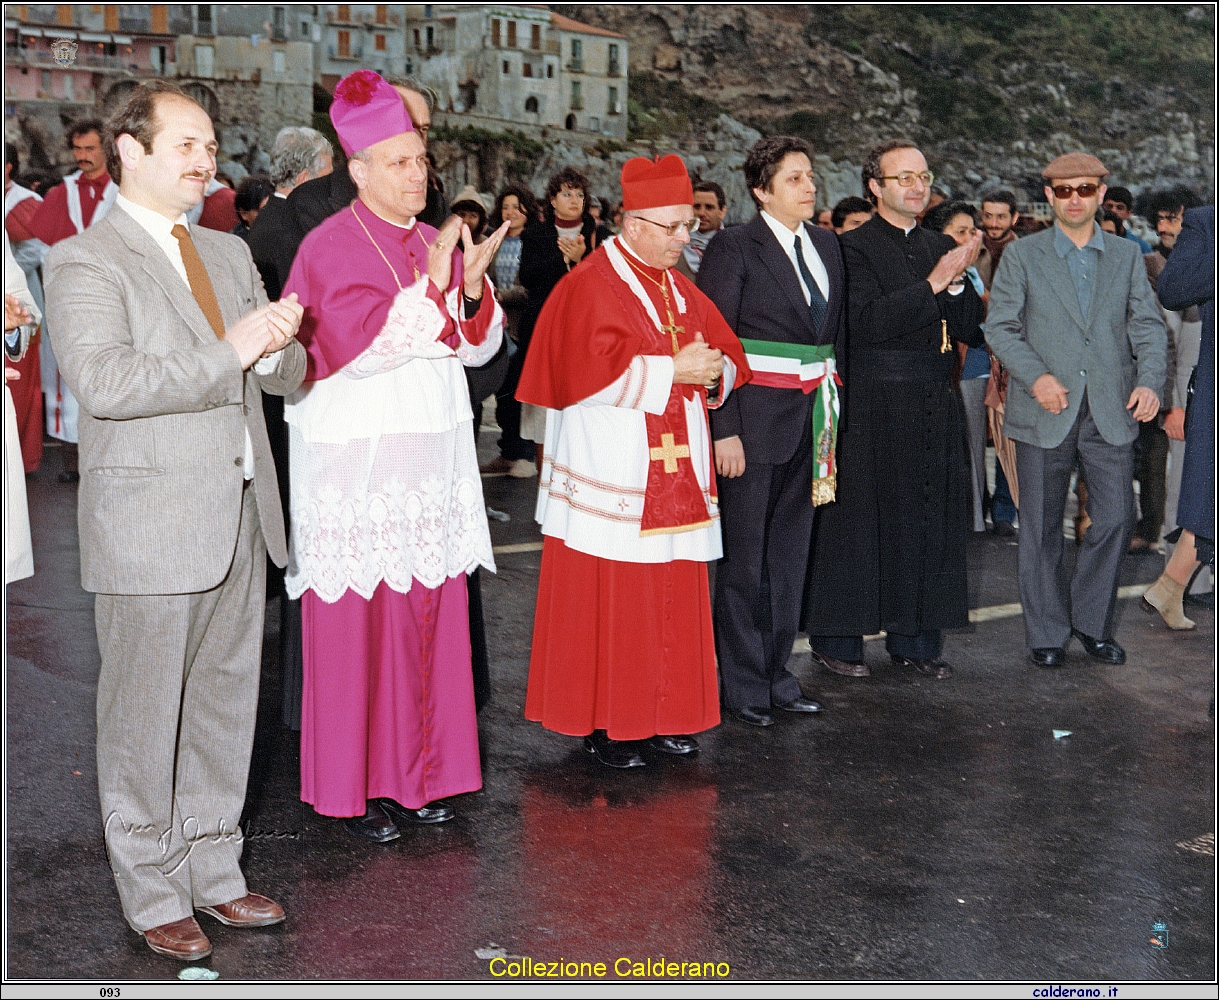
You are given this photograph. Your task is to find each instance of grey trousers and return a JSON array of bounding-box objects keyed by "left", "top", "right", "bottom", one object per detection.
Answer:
[
  {"left": 95, "top": 486, "right": 266, "bottom": 932},
  {"left": 1014, "top": 394, "right": 1135, "bottom": 649},
  {"left": 960, "top": 377, "right": 990, "bottom": 532}
]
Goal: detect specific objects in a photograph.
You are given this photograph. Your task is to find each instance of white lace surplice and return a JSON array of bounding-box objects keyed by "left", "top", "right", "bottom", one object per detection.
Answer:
[{"left": 285, "top": 276, "right": 502, "bottom": 603}]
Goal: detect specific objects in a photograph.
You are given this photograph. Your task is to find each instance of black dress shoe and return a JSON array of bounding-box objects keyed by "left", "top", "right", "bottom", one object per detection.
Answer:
[
  {"left": 776, "top": 696, "right": 823, "bottom": 713},
  {"left": 1071, "top": 629, "right": 1126, "bottom": 664},
  {"left": 379, "top": 797, "right": 455, "bottom": 825},
  {"left": 648, "top": 734, "right": 699, "bottom": 755},
  {"left": 583, "top": 730, "right": 646, "bottom": 768},
  {"left": 733, "top": 706, "right": 774, "bottom": 727},
  {"left": 891, "top": 654, "right": 953, "bottom": 679},
  {"left": 810, "top": 649, "right": 870, "bottom": 677},
  {"left": 992, "top": 519, "right": 1015, "bottom": 537},
  {"left": 343, "top": 801, "right": 400, "bottom": 842},
  {"left": 1030, "top": 647, "right": 1066, "bottom": 668}
]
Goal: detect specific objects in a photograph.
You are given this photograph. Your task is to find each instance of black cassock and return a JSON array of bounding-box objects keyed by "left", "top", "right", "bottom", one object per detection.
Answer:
[{"left": 804, "top": 215, "right": 985, "bottom": 643}]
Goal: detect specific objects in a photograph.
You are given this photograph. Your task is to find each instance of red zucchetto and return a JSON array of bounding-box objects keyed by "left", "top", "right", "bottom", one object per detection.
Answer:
[
  {"left": 620, "top": 154, "right": 694, "bottom": 210},
  {"left": 329, "top": 70, "right": 413, "bottom": 157}
]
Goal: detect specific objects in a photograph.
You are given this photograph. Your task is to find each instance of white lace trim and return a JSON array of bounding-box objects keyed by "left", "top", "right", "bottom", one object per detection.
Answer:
[{"left": 286, "top": 424, "right": 494, "bottom": 603}]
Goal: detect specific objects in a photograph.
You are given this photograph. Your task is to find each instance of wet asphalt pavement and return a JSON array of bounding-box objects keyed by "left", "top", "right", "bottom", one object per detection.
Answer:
[{"left": 5, "top": 433, "right": 1214, "bottom": 982}]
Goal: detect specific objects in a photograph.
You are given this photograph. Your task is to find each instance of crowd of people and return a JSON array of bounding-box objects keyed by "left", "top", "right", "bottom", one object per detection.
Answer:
[{"left": 2, "top": 72, "right": 1212, "bottom": 964}]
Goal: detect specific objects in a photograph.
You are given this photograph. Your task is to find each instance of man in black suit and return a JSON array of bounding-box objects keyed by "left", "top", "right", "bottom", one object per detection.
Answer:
[
  {"left": 804, "top": 140, "right": 984, "bottom": 680},
  {"left": 698, "top": 135, "right": 847, "bottom": 727},
  {"left": 247, "top": 126, "right": 333, "bottom": 302}
]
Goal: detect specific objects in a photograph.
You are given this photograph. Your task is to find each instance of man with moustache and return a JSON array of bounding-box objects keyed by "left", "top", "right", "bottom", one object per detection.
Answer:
[
  {"left": 697, "top": 135, "right": 846, "bottom": 724},
  {"left": 674, "top": 179, "right": 728, "bottom": 279},
  {"left": 804, "top": 139, "right": 985, "bottom": 679},
  {"left": 43, "top": 80, "right": 306, "bottom": 960},
  {"left": 281, "top": 71, "right": 507, "bottom": 840},
  {"left": 986, "top": 153, "right": 1166, "bottom": 667}
]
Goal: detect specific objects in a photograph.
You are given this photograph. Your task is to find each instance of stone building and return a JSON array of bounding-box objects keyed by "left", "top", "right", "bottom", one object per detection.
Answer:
[
  {"left": 315, "top": 4, "right": 406, "bottom": 94},
  {"left": 406, "top": 4, "right": 628, "bottom": 140},
  {"left": 4, "top": 4, "right": 314, "bottom": 181}
]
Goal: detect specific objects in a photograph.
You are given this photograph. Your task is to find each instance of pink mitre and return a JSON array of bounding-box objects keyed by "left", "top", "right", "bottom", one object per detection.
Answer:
[{"left": 329, "top": 70, "right": 413, "bottom": 156}]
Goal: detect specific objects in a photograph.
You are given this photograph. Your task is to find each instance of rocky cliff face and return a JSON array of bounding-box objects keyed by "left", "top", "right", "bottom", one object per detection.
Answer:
[{"left": 545, "top": 3, "right": 1215, "bottom": 210}]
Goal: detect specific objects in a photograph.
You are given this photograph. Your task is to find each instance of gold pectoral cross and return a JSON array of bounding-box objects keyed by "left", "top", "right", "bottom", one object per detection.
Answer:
[
  {"left": 649, "top": 432, "right": 690, "bottom": 473},
  {"left": 659, "top": 288, "right": 684, "bottom": 354},
  {"left": 941, "top": 319, "right": 951, "bottom": 354}
]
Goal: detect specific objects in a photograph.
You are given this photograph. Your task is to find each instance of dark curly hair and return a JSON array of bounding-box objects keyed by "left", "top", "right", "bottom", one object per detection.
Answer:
[
  {"left": 543, "top": 166, "right": 591, "bottom": 222},
  {"left": 861, "top": 138, "right": 919, "bottom": 207},
  {"left": 922, "top": 200, "right": 979, "bottom": 235},
  {"left": 743, "top": 135, "right": 813, "bottom": 209},
  {"left": 489, "top": 183, "right": 540, "bottom": 230}
]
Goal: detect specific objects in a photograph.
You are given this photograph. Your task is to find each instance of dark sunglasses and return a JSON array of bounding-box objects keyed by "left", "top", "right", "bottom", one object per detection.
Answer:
[{"left": 1050, "top": 183, "right": 1100, "bottom": 199}]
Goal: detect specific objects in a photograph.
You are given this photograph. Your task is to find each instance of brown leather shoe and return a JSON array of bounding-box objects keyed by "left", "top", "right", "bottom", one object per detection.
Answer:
[
  {"left": 810, "top": 649, "right": 870, "bottom": 677},
  {"left": 197, "top": 892, "right": 285, "bottom": 928},
  {"left": 143, "top": 916, "right": 213, "bottom": 961}
]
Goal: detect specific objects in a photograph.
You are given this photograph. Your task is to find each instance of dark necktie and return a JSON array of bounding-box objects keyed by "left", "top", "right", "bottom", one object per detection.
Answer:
[
  {"left": 793, "top": 234, "right": 828, "bottom": 335},
  {"left": 171, "top": 224, "right": 226, "bottom": 340}
]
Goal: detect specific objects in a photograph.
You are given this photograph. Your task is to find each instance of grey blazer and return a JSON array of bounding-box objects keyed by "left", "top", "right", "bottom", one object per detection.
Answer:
[
  {"left": 985, "top": 225, "right": 1166, "bottom": 449},
  {"left": 44, "top": 206, "right": 306, "bottom": 595}
]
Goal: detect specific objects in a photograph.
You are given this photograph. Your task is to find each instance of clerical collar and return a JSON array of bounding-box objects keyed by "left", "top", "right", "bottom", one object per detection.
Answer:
[
  {"left": 353, "top": 197, "right": 417, "bottom": 233},
  {"left": 554, "top": 216, "right": 582, "bottom": 230}
]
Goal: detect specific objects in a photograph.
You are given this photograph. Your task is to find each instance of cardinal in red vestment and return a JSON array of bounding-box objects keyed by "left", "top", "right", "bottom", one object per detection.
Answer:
[{"left": 517, "top": 154, "right": 750, "bottom": 767}]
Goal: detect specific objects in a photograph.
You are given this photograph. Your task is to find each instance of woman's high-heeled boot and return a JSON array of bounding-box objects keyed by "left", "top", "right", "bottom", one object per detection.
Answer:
[{"left": 1141, "top": 572, "right": 1196, "bottom": 630}]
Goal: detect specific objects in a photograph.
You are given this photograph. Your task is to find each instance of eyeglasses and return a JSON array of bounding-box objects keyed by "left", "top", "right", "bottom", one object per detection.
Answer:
[
  {"left": 879, "top": 171, "right": 934, "bottom": 188},
  {"left": 634, "top": 216, "right": 700, "bottom": 236},
  {"left": 1050, "top": 183, "right": 1100, "bottom": 199}
]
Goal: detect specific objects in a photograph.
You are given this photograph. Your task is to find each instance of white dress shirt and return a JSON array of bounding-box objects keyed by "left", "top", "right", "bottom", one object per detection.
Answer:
[
  {"left": 116, "top": 193, "right": 279, "bottom": 479},
  {"left": 761, "top": 210, "right": 830, "bottom": 304}
]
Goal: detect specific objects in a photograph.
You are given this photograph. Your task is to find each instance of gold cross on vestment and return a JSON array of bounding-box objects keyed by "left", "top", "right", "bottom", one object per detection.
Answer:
[
  {"left": 661, "top": 322, "right": 684, "bottom": 354},
  {"left": 649, "top": 433, "right": 690, "bottom": 473}
]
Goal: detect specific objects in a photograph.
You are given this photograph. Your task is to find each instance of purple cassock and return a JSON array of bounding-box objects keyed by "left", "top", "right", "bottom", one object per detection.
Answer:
[{"left": 282, "top": 198, "right": 503, "bottom": 817}]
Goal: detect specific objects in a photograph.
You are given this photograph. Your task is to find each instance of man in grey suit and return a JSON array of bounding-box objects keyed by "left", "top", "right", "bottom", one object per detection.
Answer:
[
  {"left": 986, "top": 152, "right": 1166, "bottom": 668},
  {"left": 43, "top": 82, "right": 305, "bottom": 961}
]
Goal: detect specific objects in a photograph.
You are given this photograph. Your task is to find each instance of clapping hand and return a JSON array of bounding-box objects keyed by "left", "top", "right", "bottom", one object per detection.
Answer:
[
  {"left": 462, "top": 220, "right": 511, "bottom": 299},
  {"left": 928, "top": 231, "right": 982, "bottom": 294},
  {"left": 5, "top": 294, "right": 32, "bottom": 332},
  {"left": 558, "top": 234, "right": 587, "bottom": 266},
  {"left": 226, "top": 292, "right": 304, "bottom": 369}
]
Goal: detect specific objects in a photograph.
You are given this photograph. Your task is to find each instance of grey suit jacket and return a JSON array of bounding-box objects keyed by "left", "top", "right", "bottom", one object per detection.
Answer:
[
  {"left": 44, "top": 205, "right": 306, "bottom": 595},
  {"left": 985, "top": 225, "right": 1166, "bottom": 449}
]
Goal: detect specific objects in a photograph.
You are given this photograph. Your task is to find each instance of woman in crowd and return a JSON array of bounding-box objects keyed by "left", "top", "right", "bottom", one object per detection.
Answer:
[
  {"left": 231, "top": 174, "right": 273, "bottom": 241},
  {"left": 451, "top": 185, "right": 489, "bottom": 243},
  {"left": 925, "top": 200, "right": 991, "bottom": 532},
  {"left": 483, "top": 167, "right": 599, "bottom": 478}
]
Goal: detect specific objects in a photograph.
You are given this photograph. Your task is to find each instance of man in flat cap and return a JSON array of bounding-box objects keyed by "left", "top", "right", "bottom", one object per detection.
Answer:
[{"left": 986, "top": 152, "right": 1166, "bottom": 668}]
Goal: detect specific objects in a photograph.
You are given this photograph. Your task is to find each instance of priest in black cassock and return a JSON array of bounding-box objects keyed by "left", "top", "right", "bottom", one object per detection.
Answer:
[{"left": 803, "top": 140, "right": 985, "bottom": 678}]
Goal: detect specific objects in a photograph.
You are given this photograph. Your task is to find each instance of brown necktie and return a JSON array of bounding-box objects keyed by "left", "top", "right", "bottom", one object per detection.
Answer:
[{"left": 171, "top": 223, "right": 225, "bottom": 340}]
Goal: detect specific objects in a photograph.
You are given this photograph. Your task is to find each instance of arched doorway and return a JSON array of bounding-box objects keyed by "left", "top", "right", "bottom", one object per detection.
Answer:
[
  {"left": 180, "top": 82, "right": 221, "bottom": 120},
  {"left": 565, "top": 113, "right": 576, "bottom": 130},
  {"left": 525, "top": 96, "right": 539, "bottom": 114}
]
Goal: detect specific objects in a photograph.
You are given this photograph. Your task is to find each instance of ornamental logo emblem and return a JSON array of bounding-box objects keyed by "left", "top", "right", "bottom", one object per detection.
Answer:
[{"left": 50, "top": 39, "right": 78, "bottom": 66}]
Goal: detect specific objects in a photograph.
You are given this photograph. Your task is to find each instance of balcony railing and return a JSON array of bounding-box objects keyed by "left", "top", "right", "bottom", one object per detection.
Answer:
[
  {"left": 608, "top": 60, "right": 620, "bottom": 77},
  {"left": 566, "top": 58, "right": 583, "bottom": 72},
  {"left": 5, "top": 46, "right": 160, "bottom": 74}
]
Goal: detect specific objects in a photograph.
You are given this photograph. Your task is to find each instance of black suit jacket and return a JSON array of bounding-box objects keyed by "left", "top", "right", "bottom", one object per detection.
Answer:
[
  {"left": 246, "top": 193, "right": 299, "bottom": 302},
  {"left": 698, "top": 212, "right": 847, "bottom": 465}
]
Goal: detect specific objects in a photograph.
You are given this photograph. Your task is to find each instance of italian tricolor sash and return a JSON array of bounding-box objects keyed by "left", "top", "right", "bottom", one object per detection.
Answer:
[{"left": 740, "top": 338, "right": 841, "bottom": 506}]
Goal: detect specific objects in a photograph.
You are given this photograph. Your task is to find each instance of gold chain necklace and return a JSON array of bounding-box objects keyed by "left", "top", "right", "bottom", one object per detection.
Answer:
[
  {"left": 621, "top": 250, "right": 684, "bottom": 354},
  {"left": 349, "top": 202, "right": 433, "bottom": 287}
]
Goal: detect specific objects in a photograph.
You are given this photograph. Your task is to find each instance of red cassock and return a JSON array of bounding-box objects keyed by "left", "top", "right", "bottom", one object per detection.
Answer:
[{"left": 517, "top": 243, "right": 749, "bottom": 740}]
